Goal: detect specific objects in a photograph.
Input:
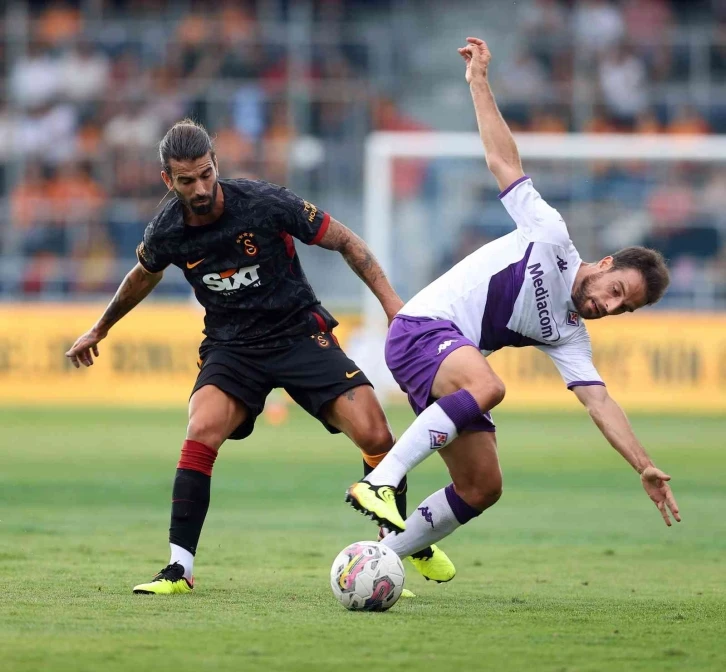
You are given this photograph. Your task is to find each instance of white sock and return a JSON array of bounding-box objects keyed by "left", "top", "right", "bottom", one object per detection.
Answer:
[
  {"left": 169, "top": 543, "right": 194, "bottom": 580},
  {"left": 382, "top": 488, "right": 462, "bottom": 559},
  {"left": 366, "top": 404, "right": 458, "bottom": 486}
]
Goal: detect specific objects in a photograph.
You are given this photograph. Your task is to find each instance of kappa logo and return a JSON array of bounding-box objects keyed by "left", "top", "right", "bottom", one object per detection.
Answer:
[
  {"left": 418, "top": 506, "right": 434, "bottom": 528},
  {"left": 567, "top": 310, "right": 580, "bottom": 327},
  {"left": 429, "top": 429, "right": 448, "bottom": 450},
  {"left": 557, "top": 255, "right": 568, "bottom": 273},
  {"left": 437, "top": 339, "right": 458, "bottom": 355},
  {"left": 202, "top": 265, "right": 261, "bottom": 292}
]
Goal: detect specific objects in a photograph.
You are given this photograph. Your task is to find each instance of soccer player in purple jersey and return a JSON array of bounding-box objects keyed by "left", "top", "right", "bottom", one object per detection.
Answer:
[{"left": 346, "top": 38, "right": 680, "bottom": 564}]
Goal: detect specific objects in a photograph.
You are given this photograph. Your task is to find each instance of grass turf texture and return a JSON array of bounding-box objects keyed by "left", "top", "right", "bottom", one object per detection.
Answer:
[{"left": 0, "top": 407, "right": 724, "bottom": 672}]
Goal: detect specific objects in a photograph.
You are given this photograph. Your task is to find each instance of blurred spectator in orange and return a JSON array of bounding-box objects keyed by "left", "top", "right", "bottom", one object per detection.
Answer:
[
  {"left": 634, "top": 109, "right": 662, "bottom": 134},
  {"left": 529, "top": 107, "right": 568, "bottom": 133},
  {"left": 35, "top": 0, "right": 83, "bottom": 47},
  {"left": 11, "top": 162, "right": 51, "bottom": 230},
  {"left": 175, "top": 2, "right": 212, "bottom": 50},
  {"left": 219, "top": 0, "right": 256, "bottom": 42},
  {"left": 584, "top": 107, "right": 618, "bottom": 134},
  {"left": 666, "top": 105, "right": 710, "bottom": 135},
  {"left": 48, "top": 161, "right": 107, "bottom": 227},
  {"left": 263, "top": 103, "right": 294, "bottom": 184},
  {"left": 214, "top": 121, "right": 256, "bottom": 175},
  {"left": 76, "top": 121, "right": 103, "bottom": 158}
]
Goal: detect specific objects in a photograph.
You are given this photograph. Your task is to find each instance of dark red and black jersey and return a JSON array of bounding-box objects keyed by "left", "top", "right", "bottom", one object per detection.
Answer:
[{"left": 136, "top": 178, "right": 337, "bottom": 349}]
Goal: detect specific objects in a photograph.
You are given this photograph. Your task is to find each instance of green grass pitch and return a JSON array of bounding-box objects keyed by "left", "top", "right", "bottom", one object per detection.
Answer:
[{"left": 1, "top": 407, "right": 724, "bottom": 671}]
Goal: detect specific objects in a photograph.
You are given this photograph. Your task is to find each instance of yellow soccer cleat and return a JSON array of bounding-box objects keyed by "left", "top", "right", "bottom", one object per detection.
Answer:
[
  {"left": 408, "top": 544, "right": 456, "bottom": 583},
  {"left": 345, "top": 481, "right": 406, "bottom": 533},
  {"left": 400, "top": 588, "right": 417, "bottom": 598},
  {"left": 133, "top": 562, "right": 194, "bottom": 595}
]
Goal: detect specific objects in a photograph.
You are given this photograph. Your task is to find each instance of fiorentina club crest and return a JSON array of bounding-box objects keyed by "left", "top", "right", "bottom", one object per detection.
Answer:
[
  {"left": 429, "top": 430, "right": 448, "bottom": 449},
  {"left": 567, "top": 310, "right": 580, "bottom": 327}
]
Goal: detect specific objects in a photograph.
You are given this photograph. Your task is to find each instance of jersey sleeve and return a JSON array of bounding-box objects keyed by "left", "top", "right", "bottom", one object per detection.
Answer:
[
  {"left": 136, "top": 220, "right": 172, "bottom": 273},
  {"left": 270, "top": 185, "right": 331, "bottom": 245},
  {"left": 536, "top": 329, "right": 605, "bottom": 390},
  {"left": 499, "top": 176, "right": 571, "bottom": 248}
]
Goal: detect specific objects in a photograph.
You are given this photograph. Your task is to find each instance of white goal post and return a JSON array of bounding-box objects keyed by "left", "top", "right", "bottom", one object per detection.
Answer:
[{"left": 354, "top": 132, "right": 726, "bottom": 396}]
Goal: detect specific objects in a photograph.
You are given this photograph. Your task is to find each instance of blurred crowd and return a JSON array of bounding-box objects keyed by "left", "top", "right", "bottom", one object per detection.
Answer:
[
  {"left": 497, "top": 0, "right": 726, "bottom": 133},
  {"left": 0, "top": 0, "right": 725, "bottom": 306}
]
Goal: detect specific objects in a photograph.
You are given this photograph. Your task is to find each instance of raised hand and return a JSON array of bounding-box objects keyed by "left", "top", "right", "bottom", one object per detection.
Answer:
[
  {"left": 457, "top": 36, "right": 492, "bottom": 84},
  {"left": 640, "top": 466, "right": 681, "bottom": 527}
]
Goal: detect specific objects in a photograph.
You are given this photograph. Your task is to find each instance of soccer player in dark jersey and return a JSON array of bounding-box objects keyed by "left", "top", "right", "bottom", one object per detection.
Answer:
[{"left": 65, "top": 119, "right": 455, "bottom": 594}]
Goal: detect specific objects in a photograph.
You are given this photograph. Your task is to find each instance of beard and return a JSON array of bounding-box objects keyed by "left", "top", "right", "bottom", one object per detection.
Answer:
[
  {"left": 572, "top": 270, "right": 605, "bottom": 319},
  {"left": 181, "top": 180, "right": 218, "bottom": 215}
]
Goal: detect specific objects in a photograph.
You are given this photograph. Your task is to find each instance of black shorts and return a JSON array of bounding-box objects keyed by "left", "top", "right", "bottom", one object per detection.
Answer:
[{"left": 192, "top": 332, "right": 372, "bottom": 440}]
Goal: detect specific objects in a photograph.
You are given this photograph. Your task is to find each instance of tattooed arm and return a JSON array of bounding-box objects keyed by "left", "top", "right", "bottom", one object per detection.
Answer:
[
  {"left": 65, "top": 263, "right": 164, "bottom": 368},
  {"left": 316, "top": 217, "right": 404, "bottom": 323}
]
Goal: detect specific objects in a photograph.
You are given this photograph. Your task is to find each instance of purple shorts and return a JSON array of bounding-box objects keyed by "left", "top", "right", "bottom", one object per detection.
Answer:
[{"left": 385, "top": 316, "right": 495, "bottom": 432}]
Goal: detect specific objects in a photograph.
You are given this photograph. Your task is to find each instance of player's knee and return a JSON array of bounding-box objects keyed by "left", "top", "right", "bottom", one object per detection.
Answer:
[
  {"left": 186, "top": 415, "right": 226, "bottom": 451},
  {"left": 455, "top": 472, "right": 503, "bottom": 511},
  {"left": 467, "top": 484, "right": 503, "bottom": 511},
  {"left": 357, "top": 423, "right": 395, "bottom": 456},
  {"left": 467, "top": 375, "right": 506, "bottom": 411}
]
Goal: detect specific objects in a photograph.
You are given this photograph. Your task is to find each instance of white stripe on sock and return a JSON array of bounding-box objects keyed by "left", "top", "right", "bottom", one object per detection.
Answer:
[{"left": 169, "top": 543, "right": 194, "bottom": 580}]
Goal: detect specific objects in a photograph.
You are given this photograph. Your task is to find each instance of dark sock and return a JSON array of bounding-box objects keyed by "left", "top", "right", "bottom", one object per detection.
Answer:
[{"left": 169, "top": 468, "right": 210, "bottom": 555}]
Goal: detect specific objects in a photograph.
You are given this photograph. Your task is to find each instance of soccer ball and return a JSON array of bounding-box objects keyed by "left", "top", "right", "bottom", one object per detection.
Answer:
[{"left": 330, "top": 541, "right": 405, "bottom": 611}]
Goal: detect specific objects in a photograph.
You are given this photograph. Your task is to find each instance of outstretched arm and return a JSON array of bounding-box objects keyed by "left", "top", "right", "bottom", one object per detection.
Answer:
[
  {"left": 459, "top": 37, "right": 525, "bottom": 191},
  {"left": 65, "top": 263, "right": 164, "bottom": 368},
  {"left": 573, "top": 384, "right": 681, "bottom": 526},
  {"left": 316, "top": 217, "right": 403, "bottom": 323}
]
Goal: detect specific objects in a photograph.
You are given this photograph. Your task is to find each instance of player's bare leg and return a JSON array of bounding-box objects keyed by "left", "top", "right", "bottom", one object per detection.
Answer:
[
  {"left": 134, "top": 385, "right": 247, "bottom": 594},
  {"left": 349, "top": 346, "right": 503, "bottom": 523},
  {"left": 324, "top": 385, "right": 405, "bottom": 524},
  {"left": 382, "top": 431, "right": 501, "bottom": 560},
  {"left": 328, "top": 385, "right": 456, "bottom": 582}
]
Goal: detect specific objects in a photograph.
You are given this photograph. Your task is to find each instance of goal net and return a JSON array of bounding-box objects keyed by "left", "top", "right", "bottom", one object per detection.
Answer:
[{"left": 348, "top": 132, "right": 726, "bottom": 399}]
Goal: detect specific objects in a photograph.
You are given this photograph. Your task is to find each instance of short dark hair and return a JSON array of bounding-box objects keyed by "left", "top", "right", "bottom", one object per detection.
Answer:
[
  {"left": 159, "top": 119, "right": 215, "bottom": 176},
  {"left": 610, "top": 246, "right": 670, "bottom": 305}
]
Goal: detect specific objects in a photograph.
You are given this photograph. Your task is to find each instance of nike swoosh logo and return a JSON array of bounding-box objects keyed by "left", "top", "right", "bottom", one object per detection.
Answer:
[
  {"left": 345, "top": 370, "right": 361, "bottom": 379},
  {"left": 186, "top": 258, "right": 205, "bottom": 269}
]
